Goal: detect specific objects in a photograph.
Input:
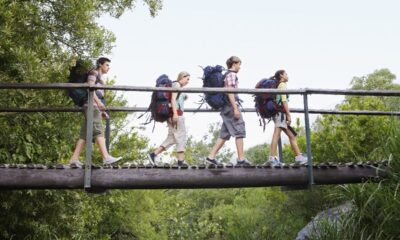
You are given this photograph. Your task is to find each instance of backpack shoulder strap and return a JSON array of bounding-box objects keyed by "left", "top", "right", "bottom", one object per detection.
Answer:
[
  {"left": 275, "top": 81, "right": 289, "bottom": 106},
  {"left": 172, "top": 81, "right": 182, "bottom": 99}
]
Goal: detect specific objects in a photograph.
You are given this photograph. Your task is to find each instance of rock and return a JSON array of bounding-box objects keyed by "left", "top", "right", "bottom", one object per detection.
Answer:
[{"left": 296, "top": 201, "right": 352, "bottom": 240}]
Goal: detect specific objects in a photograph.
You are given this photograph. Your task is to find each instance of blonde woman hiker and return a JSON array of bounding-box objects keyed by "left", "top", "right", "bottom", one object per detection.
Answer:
[{"left": 148, "top": 71, "right": 190, "bottom": 166}]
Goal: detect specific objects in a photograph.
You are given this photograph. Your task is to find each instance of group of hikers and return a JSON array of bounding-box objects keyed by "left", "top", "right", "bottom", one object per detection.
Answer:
[{"left": 68, "top": 56, "right": 308, "bottom": 167}]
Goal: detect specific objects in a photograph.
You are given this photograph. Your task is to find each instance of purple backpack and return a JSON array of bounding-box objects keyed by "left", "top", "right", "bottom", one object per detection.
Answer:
[{"left": 254, "top": 78, "right": 285, "bottom": 120}]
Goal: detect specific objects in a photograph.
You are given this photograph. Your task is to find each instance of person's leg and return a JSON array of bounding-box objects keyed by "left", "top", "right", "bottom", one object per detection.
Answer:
[
  {"left": 175, "top": 117, "right": 187, "bottom": 162},
  {"left": 270, "top": 127, "right": 282, "bottom": 157},
  {"left": 176, "top": 151, "right": 185, "bottom": 161},
  {"left": 70, "top": 138, "right": 86, "bottom": 163},
  {"left": 95, "top": 136, "right": 109, "bottom": 159},
  {"left": 154, "top": 146, "right": 166, "bottom": 155},
  {"left": 235, "top": 137, "right": 245, "bottom": 160},
  {"left": 282, "top": 128, "right": 307, "bottom": 163},
  {"left": 282, "top": 128, "right": 301, "bottom": 156},
  {"left": 208, "top": 138, "right": 227, "bottom": 159},
  {"left": 230, "top": 116, "right": 246, "bottom": 161},
  {"left": 151, "top": 123, "right": 175, "bottom": 160},
  {"left": 270, "top": 112, "right": 287, "bottom": 157},
  {"left": 207, "top": 118, "right": 230, "bottom": 162},
  {"left": 71, "top": 109, "right": 88, "bottom": 164},
  {"left": 220, "top": 105, "right": 248, "bottom": 163},
  {"left": 96, "top": 135, "right": 122, "bottom": 164}
]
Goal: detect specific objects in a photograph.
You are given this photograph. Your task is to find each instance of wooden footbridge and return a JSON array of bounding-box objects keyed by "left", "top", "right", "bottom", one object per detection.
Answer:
[
  {"left": 0, "top": 83, "right": 398, "bottom": 191},
  {"left": 0, "top": 162, "right": 388, "bottom": 190}
]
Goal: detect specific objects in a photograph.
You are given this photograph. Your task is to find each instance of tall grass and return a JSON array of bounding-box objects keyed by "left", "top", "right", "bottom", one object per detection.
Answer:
[{"left": 310, "top": 120, "right": 400, "bottom": 240}]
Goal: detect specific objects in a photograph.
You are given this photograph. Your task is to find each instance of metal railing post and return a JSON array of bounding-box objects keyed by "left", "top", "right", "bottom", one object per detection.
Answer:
[
  {"left": 84, "top": 89, "right": 94, "bottom": 189},
  {"left": 303, "top": 92, "right": 314, "bottom": 186}
]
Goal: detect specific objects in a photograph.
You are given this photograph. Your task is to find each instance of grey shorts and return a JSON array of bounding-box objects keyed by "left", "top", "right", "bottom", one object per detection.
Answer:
[
  {"left": 219, "top": 105, "right": 246, "bottom": 140},
  {"left": 161, "top": 116, "right": 187, "bottom": 152},
  {"left": 79, "top": 107, "right": 104, "bottom": 140},
  {"left": 273, "top": 112, "right": 287, "bottom": 129}
]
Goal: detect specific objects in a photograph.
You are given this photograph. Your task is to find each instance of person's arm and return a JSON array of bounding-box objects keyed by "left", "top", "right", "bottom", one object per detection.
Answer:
[
  {"left": 278, "top": 82, "right": 291, "bottom": 125},
  {"left": 170, "top": 82, "right": 181, "bottom": 125},
  {"left": 171, "top": 92, "right": 178, "bottom": 122},
  {"left": 282, "top": 101, "right": 291, "bottom": 125},
  {"left": 87, "top": 70, "right": 105, "bottom": 111},
  {"left": 228, "top": 93, "right": 239, "bottom": 113},
  {"left": 225, "top": 73, "right": 240, "bottom": 119}
]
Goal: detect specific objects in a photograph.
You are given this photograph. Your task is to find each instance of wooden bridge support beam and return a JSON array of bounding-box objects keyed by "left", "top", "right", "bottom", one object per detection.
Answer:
[{"left": 0, "top": 163, "right": 387, "bottom": 190}]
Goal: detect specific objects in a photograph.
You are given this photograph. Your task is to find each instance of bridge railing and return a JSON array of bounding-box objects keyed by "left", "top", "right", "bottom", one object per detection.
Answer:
[{"left": 1, "top": 83, "right": 400, "bottom": 190}]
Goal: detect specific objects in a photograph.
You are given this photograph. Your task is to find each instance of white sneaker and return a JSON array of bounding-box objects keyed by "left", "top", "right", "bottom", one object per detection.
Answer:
[
  {"left": 70, "top": 160, "right": 83, "bottom": 167},
  {"left": 295, "top": 154, "right": 308, "bottom": 165},
  {"left": 267, "top": 156, "right": 281, "bottom": 166},
  {"left": 103, "top": 156, "right": 122, "bottom": 165}
]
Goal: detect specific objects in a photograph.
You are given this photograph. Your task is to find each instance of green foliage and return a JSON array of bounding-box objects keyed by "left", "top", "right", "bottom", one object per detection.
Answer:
[
  {"left": 1, "top": 1, "right": 399, "bottom": 238},
  {"left": 245, "top": 143, "right": 269, "bottom": 164},
  {"left": 307, "top": 70, "right": 400, "bottom": 240},
  {"left": 311, "top": 143, "right": 400, "bottom": 239},
  {"left": 0, "top": 1, "right": 162, "bottom": 239},
  {"left": 157, "top": 188, "right": 304, "bottom": 240},
  {"left": 310, "top": 69, "right": 399, "bottom": 163}
]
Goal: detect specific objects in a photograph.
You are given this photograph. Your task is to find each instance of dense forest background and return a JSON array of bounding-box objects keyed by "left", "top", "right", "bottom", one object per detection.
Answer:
[{"left": 1, "top": 1, "right": 399, "bottom": 239}]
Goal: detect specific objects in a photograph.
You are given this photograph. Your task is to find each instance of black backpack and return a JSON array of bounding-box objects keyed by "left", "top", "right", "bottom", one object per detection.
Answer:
[
  {"left": 68, "top": 59, "right": 104, "bottom": 106},
  {"left": 68, "top": 59, "right": 92, "bottom": 106}
]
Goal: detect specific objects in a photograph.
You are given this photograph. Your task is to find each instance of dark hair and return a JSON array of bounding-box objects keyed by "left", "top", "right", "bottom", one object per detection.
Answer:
[
  {"left": 226, "top": 56, "right": 241, "bottom": 69},
  {"left": 96, "top": 57, "right": 111, "bottom": 68},
  {"left": 272, "top": 70, "right": 286, "bottom": 81}
]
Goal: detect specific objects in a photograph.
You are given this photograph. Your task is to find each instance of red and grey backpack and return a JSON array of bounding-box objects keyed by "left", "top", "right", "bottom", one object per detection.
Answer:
[
  {"left": 254, "top": 78, "right": 286, "bottom": 128},
  {"left": 139, "top": 74, "right": 180, "bottom": 126}
]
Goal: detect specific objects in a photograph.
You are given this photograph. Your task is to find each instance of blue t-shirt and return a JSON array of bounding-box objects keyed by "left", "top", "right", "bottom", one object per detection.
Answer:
[{"left": 172, "top": 82, "right": 186, "bottom": 111}]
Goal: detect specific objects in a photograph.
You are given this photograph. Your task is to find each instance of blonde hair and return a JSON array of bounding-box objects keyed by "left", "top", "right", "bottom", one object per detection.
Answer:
[
  {"left": 177, "top": 71, "right": 190, "bottom": 81},
  {"left": 226, "top": 56, "right": 241, "bottom": 69}
]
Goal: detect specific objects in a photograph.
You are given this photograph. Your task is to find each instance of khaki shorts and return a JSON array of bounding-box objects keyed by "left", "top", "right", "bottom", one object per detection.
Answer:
[
  {"left": 161, "top": 116, "right": 187, "bottom": 152},
  {"left": 273, "top": 112, "right": 287, "bottom": 129},
  {"left": 79, "top": 107, "right": 104, "bottom": 140},
  {"left": 219, "top": 105, "right": 246, "bottom": 140}
]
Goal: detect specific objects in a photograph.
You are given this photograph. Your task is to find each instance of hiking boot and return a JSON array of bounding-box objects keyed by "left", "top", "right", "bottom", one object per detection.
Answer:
[
  {"left": 147, "top": 152, "right": 156, "bottom": 166},
  {"left": 266, "top": 156, "right": 281, "bottom": 167},
  {"left": 103, "top": 156, "right": 122, "bottom": 165},
  {"left": 206, "top": 157, "right": 219, "bottom": 165},
  {"left": 236, "top": 159, "right": 252, "bottom": 166},
  {"left": 69, "top": 160, "right": 83, "bottom": 167},
  {"left": 295, "top": 154, "right": 308, "bottom": 165},
  {"left": 177, "top": 160, "right": 188, "bottom": 167}
]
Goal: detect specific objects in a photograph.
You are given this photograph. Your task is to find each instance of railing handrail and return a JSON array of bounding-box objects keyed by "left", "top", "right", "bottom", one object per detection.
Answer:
[
  {"left": 2, "top": 82, "right": 399, "bottom": 190},
  {"left": 1, "top": 107, "right": 400, "bottom": 116},
  {"left": 1, "top": 83, "right": 400, "bottom": 96}
]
